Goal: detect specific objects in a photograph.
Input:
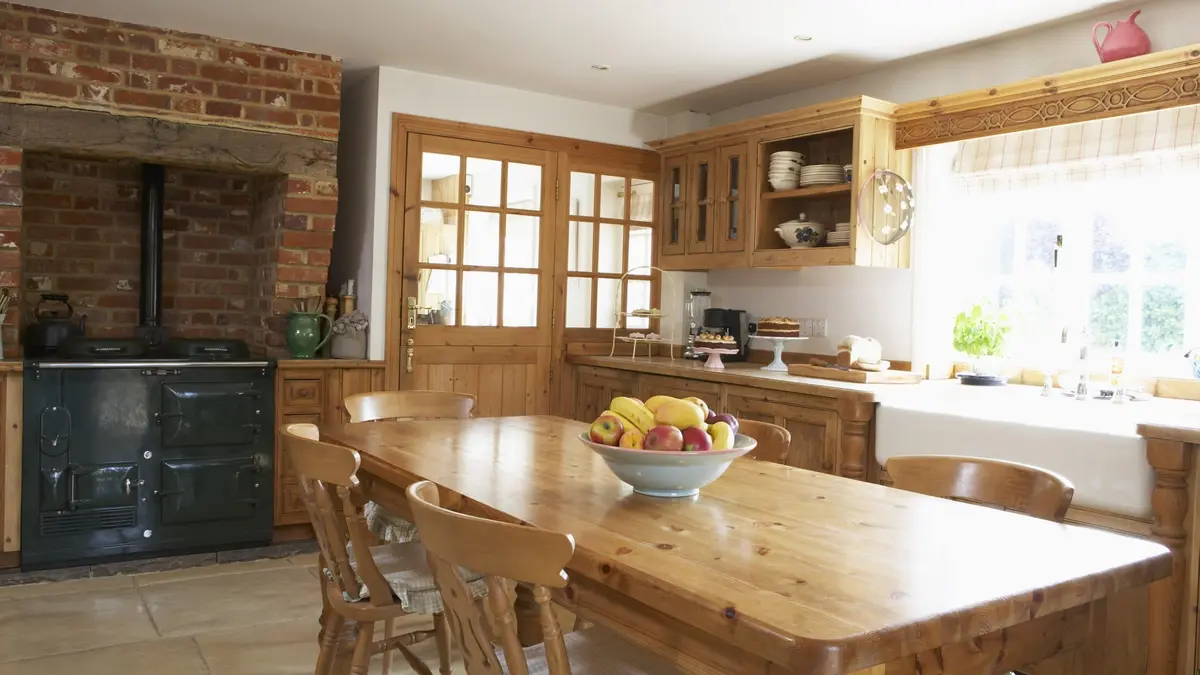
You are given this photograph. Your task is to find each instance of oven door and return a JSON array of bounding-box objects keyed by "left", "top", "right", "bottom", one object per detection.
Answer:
[
  {"left": 159, "top": 456, "right": 264, "bottom": 524},
  {"left": 159, "top": 381, "right": 262, "bottom": 448}
]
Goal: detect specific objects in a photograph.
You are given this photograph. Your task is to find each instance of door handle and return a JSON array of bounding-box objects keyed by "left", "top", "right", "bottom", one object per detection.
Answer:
[
  {"left": 407, "top": 296, "right": 417, "bottom": 329},
  {"left": 406, "top": 338, "right": 414, "bottom": 374}
]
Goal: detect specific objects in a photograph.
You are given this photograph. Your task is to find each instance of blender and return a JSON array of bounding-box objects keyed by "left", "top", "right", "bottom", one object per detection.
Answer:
[{"left": 684, "top": 289, "right": 711, "bottom": 359}]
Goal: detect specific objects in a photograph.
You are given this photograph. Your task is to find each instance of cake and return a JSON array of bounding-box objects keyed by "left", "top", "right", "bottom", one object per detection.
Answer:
[
  {"left": 757, "top": 317, "right": 801, "bottom": 337},
  {"left": 695, "top": 331, "right": 738, "bottom": 351}
]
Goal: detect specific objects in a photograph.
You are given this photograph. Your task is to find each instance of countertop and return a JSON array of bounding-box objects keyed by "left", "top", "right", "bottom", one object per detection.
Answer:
[{"left": 572, "top": 355, "right": 1200, "bottom": 441}]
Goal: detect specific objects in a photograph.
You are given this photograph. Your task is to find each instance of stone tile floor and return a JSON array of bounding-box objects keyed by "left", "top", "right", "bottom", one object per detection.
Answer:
[{"left": 0, "top": 553, "right": 456, "bottom": 674}]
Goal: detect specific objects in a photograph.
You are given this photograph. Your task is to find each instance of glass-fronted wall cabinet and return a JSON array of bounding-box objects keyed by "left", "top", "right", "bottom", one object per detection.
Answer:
[
  {"left": 714, "top": 141, "right": 749, "bottom": 255},
  {"left": 661, "top": 155, "right": 687, "bottom": 257},
  {"left": 686, "top": 150, "right": 715, "bottom": 255}
]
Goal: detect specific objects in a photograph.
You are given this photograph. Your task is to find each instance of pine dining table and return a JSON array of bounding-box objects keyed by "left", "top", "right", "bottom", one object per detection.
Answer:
[{"left": 317, "top": 415, "right": 1172, "bottom": 675}]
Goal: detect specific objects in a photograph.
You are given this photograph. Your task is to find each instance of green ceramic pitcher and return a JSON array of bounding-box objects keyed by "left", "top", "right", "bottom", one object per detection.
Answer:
[{"left": 285, "top": 311, "right": 332, "bottom": 359}]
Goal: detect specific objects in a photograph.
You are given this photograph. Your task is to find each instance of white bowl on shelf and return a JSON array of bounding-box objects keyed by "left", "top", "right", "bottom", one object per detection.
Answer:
[
  {"left": 771, "top": 151, "right": 805, "bottom": 160},
  {"left": 768, "top": 181, "right": 800, "bottom": 192}
]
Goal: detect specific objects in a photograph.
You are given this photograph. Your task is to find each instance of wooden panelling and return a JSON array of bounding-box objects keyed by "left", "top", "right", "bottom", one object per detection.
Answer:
[
  {"left": 726, "top": 391, "right": 839, "bottom": 474},
  {"left": 894, "top": 44, "right": 1200, "bottom": 149},
  {"left": 412, "top": 347, "right": 551, "bottom": 418},
  {"left": 1, "top": 371, "right": 20, "bottom": 555},
  {"left": 573, "top": 366, "right": 640, "bottom": 423},
  {"left": 640, "top": 373, "right": 721, "bottom": 402}
]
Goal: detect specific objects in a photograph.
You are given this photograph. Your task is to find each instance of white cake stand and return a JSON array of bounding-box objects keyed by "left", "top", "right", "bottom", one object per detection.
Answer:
[
  {"left": 751, "top": 335, "right": 810, "bottom": 372},
  {"left": 694, "top": 347, "right": 739, "bottom": 370}
]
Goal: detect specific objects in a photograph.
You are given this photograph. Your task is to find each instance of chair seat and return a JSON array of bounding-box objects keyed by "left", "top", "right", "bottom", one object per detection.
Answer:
[
  {"left": 365, "top": 500, "right": 420, "bottom": 543},
  {"left": 512, "top": 624, "right": 682, "bottom": 675},
  {"left": 345, "top": 541, "right": 488, "bottom": 614}
]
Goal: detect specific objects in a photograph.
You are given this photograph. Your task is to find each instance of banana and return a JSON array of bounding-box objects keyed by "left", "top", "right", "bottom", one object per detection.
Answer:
[
  {"left": 644, "top": 395, "right": 678, "bottom": 413},
  {"left": 609, "top": 396, "right": 654, "bottom": 433},
  {"left": 603, "top": 409, "right": 638, "bottom": 433}
]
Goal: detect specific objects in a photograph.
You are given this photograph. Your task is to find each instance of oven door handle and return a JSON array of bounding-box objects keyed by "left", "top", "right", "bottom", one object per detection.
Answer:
[{"left": 154, "top": 412, "right": 184, "bottom": 425}]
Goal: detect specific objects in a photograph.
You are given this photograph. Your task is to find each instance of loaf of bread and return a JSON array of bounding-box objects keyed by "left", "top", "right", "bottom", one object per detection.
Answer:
[{"left": 836, "top": 335, "right": 883, "bottom": 368}]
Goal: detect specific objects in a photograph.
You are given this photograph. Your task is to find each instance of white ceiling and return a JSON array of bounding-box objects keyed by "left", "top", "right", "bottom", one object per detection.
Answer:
[{"left": 25, "top": 0, "right": 1130, "bottom": 115}]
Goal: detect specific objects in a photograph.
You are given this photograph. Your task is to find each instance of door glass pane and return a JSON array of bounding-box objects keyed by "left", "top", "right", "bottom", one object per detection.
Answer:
[
  {"left": 597, "top": 223, "right": 624, "bottom": 274},
  {"left": 596, "top": 278, "right": 620, "bottom": 329},
  {"left": 626, "top": 279, "right": 652, "bottom": 330},
  {"left": 507, "top": 163, "right": 542, "bottom": 210},
  {"left": 628, "top": 226, "right": 652, "bottom": 272},
  {"left": 728, "top": 156, "right": 740, "bottom": 198},
  {"left": 418, "top": 208, "right": 458, "bottom": 264},
  {"left": 600, "top": 175, "right": 626, "bottom": 219},
  {"left": 461, "top": 271, "right": 498, "bottom": 326},
  {"left": 670, "top": 167, "right": 682, "bottom": 202},
  {"left": 631, "top": 179, "right": 654, "bottom": 222},
  {"left": 466, "top": 157, "right": 502, "bottom": 207},
  {"left": 565, "top": 277, "right": 592, "bottom": 328},
  {"left": 568, "top": 221, "right": 593, "bottom": 272},
  {"left": 727, "top": 198, "right": 739, "bottom": 240},
  {"left": 417, "top": 268, "right": 456, "bottom": 325},
  {"left": 670, "top": 207, "right": 681, "bottom": 245},
  {"left": 570, "top": 172, "right": 595, "bottom": 216},
  {"left": 502, "top": 273, "right": 538, "bottom": 327},
  {"left": 504, "top": 215, "right": 539, "bottom": 269},
  {"left": 421, "top": 153, "right": 460, "bottom": 203},
  {"left": 697, "top": 162, "right": 709, "bottom": 242},
  {"left": 463, "top": 211, "right": 500, "bottom": 267}
]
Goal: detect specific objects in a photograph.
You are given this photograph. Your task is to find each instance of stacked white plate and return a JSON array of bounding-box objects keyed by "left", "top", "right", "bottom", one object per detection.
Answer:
[
  {"left": 767, "top": 151, "right": 805, "bottom": 191},
  {"left": 826, "top": 222, "right": 851, "bottom": 246},
  {"left": 799, "top": 164, "right": 846, "bottom": 187}
]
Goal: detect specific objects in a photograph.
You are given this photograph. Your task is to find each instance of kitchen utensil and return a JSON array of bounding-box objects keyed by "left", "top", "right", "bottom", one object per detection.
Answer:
[
  {"left": 25, "top": 293, "right": 85, "bottom": 357},
  {"left": 857, "top": 169, "right": 915, "bottom": 246},
  {"left": 1093, "top": 9, "right": 1151, "bottom": 63},
  {"left": 775, "top": 213, "right": 825, "bottom": 248},
  {"left": 577, "top": 431, "right": 756, "bottom": 498},
  {"left": 788, "top": 362, "right": 923, "bottom": 383}
]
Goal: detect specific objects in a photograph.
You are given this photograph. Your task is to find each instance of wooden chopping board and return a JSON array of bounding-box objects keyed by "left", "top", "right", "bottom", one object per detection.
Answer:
[{"left": 787, "top": 363, "right": 923, "bottom": 384}]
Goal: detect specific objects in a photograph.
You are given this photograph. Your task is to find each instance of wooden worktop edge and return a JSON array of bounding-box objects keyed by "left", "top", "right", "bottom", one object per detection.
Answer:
[
  {"left": 569, "top": 355, "right": 878, "bottom": 402},
  {"left": 276, "top": 359, "right": 384, "bottom": 370}
]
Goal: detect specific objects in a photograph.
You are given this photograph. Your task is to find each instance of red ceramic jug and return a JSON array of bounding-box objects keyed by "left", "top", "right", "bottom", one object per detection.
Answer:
[{"left": 1093, "top": 9, "right": 1152, "bottom": 63}]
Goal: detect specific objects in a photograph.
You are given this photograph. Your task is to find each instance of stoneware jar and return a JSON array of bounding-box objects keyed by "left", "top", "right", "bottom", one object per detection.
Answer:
[{"left": 286, "top": 311, "right": 332, "bottom": 359}]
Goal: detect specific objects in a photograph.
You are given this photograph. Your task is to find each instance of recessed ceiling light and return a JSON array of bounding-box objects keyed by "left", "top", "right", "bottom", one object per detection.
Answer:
[
  {"left": 591, "top": 64, "right": 610, "bottom": 71},
  {"left": 793, "top": 35, "right": 813, "bottom": 42}
]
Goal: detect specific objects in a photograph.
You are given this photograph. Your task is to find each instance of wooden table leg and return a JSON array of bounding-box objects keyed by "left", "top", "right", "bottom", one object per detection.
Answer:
[{"left": 513, "top": 583, "right": 545, "bottom": 647}]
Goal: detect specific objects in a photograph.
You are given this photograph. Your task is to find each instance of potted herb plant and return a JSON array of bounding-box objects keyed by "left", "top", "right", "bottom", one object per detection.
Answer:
[{"left": 952, "top": 302, "right": 1012, "bottom": 378}]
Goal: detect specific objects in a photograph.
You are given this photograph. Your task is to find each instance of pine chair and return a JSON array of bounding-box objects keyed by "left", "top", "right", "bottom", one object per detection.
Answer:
[
  {"left": 342, "top": 390, "right": 477, "bottom": 544},
  {"left": 885, "top": 455, "right": 1075, "bottom": 522},
  {"left": 405, "top": 479, "right": 683, "bottom": 674},
  {"left": 737, "top": 419, "right": 791, "bottom": 465},
  {"left": 281, "top": 423, "right": 487, "bottom": 675}
]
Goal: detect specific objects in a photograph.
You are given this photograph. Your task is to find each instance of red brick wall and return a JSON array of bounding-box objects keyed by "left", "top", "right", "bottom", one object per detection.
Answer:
[
  {"left": 0, "top": 148, "right": 19, "bottom": 357},
  {"left": 21, "top": 153, "right": 267, "bottom": 342},
  {"left": 0, "top": 2, "right": 341, "bottom": 139}
]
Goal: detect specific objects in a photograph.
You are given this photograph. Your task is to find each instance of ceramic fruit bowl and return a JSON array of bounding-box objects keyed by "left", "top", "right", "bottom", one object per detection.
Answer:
[{"left": 577, "top": 432, "right": 757, "bottom": 498}]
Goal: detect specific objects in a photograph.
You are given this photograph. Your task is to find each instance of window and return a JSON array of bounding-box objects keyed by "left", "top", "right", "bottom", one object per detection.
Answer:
[
  {"left": 915, "top": 105, "right": 1200, "bottom": 377},
  {"left": 564, "top": 171, "right": 657, "bottom": 330}
]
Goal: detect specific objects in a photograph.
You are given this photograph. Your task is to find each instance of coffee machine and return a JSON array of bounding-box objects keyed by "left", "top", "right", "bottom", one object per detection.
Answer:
[{"left": 702, "top": 308, "right": 750, "bottom": 362}]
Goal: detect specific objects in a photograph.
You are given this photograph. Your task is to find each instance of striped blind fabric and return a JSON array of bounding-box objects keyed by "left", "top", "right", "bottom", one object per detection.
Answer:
[{"left": 952, "top": 103, "right": 1200, "bottom": 190}]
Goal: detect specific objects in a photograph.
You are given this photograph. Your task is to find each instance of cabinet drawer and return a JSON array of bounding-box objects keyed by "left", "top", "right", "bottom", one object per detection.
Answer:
[
  {"left": 283, "top": 378, "right": 323, "bottom": 409},
  {"left": 640, "top": 374, "right": 721, "bottom": 402},
  {"left": 725, "top": 393, "right": 839, "bottom": 474}
]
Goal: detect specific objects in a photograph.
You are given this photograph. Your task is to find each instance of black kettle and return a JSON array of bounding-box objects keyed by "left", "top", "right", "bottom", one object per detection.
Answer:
[{"left": 25, "top": 293, "right": 85, "bottom": 357}]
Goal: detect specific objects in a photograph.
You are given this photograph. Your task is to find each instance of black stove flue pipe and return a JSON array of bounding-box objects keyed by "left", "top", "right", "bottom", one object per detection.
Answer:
[{"left": 139, "top": 163, "right": 165, "bottom": 332}]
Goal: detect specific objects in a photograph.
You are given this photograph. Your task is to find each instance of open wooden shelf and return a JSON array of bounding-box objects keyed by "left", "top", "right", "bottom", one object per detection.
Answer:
[{"left": 762, "top": 183, "right": 851, "bottom": 200}]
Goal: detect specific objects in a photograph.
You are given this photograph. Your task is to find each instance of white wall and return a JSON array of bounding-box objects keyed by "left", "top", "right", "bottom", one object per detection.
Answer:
[
  {"left": 712, "top": 0, "right": 1200, "bottom": 125},
  {"left": 692, "top": 0, "right": 1200, "bottom": 362},
  {"left": 332, "top": 66, "right": 668, "bottom": 359}
]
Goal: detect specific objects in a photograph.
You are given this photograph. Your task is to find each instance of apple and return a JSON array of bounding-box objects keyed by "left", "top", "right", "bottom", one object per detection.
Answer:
[
  {"left": 644, "top": 425, "right": 684, "bottom": 452},
  {"left": 589, "top": 414, "right": 625, "bottom": 446},
  {"left": 705, "top": 409, "right": 718, "bottom": 424},
  {"left": 681, "top": 426, "right": 712, "bottom": 452},
  {"left": 712, "top": 413, "right": 739, "bottom": 434},
  {"left": 619, "top": 428, "right": 646, "bottom": 450}
]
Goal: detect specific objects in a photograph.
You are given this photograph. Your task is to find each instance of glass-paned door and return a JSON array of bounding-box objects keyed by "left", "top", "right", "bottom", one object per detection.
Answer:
[
  {"left": 661, "top": 154, "right": 687, "bottom": 257},
  {"left": 687, "top": 150, "right": 715, "bottom": 254},
  {"left": 400, "top": 134, "right": 556, "bottom": 415},
  {"left": 715, "top": 142, "right": 748, "bottom": 253}
]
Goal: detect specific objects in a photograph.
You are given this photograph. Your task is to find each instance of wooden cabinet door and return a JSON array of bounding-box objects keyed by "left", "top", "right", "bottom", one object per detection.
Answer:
[
  {"left": 574, "top": 367, "right": 639, "bottom": 423},
  {"left": 725, "top": 393, "right": 839, "bottom": 474},
  {"left": 714, "top": 142, "right": 749, "bottom": 254},
  {"left": 685, "top": 150, "right": 716, "bottom": 255},
  {"left": 661, "top": 154, "right": 687, "bottom": 257}
]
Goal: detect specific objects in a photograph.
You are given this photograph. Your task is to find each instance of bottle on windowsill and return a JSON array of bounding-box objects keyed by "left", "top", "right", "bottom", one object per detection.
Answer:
[{"left": 1111, "top": 339, "right": 1128, "bottom": 404}]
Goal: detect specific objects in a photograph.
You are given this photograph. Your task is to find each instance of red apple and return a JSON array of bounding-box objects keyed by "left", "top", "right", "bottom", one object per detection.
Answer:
[
  {"left": 713, "top": 413, "right": 739, "bottom": 434},
  {"left": 644, "top": 425, "right": 684, "bottom": 452},
  {"left": 705, "top": 409, "right": 718, "bottom": 424},
  {"left": 589, "top": 414, "right": 624, "bottom": 446},
  {"left": 681, "top": 426, "right": 712, "bottom": 452}
]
